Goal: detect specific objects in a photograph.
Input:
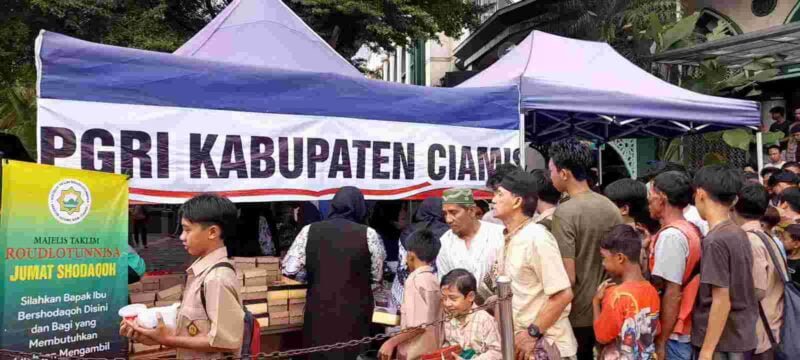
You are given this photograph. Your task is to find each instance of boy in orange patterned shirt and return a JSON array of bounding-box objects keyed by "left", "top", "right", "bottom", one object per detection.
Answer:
[{"left": 593, "top": 225, "right": 661, "bottom": 359}]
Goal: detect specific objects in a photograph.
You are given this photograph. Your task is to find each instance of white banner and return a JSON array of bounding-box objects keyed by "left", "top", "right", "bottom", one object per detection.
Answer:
[{"left": 38, "top": 99, "right": 520, "bottom": 203}]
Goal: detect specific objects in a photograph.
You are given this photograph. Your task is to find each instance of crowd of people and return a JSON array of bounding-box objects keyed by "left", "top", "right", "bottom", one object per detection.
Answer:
[{"left": 120, "top": 137, "right": 800, "bottom": 360}]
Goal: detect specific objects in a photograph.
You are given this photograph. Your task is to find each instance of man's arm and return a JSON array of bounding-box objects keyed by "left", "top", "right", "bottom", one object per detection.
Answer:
[
  {"left": 700, "top": 287, "right": 731, "bottom": 357},
  {"left": 281, "top": 225, "right": 310, "bottom": 277},
  {"left": 562, "top": 259, "right": 576, "bottom": 286},
  {"left": 551, "top": 212, "right": 577, "bottom": 286},
  {"left": 367, "top": 228, "right": 387, "bottom": 284},
  {"left": 533, "top": 288, "right": 573, "bottom": 333},
  {"left": 657, "top": 282, "right": 682, "bottom": 347}
]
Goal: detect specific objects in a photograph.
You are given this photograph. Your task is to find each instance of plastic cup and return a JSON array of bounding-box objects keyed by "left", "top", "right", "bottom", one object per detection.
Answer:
[
  {"left": 137, "top": 303, "right": 179, "bottom": 330},
  {"left": 118, "top": 304, "right": 147, "bottom": 322}
]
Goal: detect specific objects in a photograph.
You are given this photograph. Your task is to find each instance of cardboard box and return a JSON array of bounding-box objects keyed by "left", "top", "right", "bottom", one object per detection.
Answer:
[
  {"left": 244, "top": 269, "right": 268, "bottom": 287},
  {"left": 234, "top": 263, "right": 257, "bottom": 270},
  {"left": 128, "top": 282, "right": 143, "bottom": 293},
  {"left": 130, "top": 291, "right": 156, "bottom": 304},
  {"left": 267, "top": 290, "right": 289, "bottom": 302},
  {"left": 141, "top": 277, "right": 160, "bottom": 292},
  {"left": 269, "top": 305, "right": 288, "bottom": 313},
  {"left": 288, "top": 289, "right": 307, "bottom": 299},
  {"left": 233, "top": 257, "right": 257, "bottom": 264},
  {"left": 156, "top": 300, "right": 180, "bottom": 307},
  {"left": 158, "top": 274, "right": 186, "bottom": 290},
  {"left": 256, "top": 256, "right": 279, "bottom": 264},
  {"left": 270, "top": 317, "right": 289, "bottom": 326},
  {"left": 246, "top": 303, "right": 269, "bottom": 316},
  {"left": 242, "top": 286, "right": 268, "bottom": 301},
  {"left": 289, "top": 298, "right": 306, "bottom": 305},
  {"left": 257, "top": 316, "right": 270, "bottom": 329},
  {"left": 270, "top": 310, "right": 289, "bottom": 319},
  {"left": 290, "top": 316, "right": 304, "bottom": 325},
  {"left": 268, "top": 298, "right": 288, "bottom": 307},
  {"left": 132, "top": 342, "right": 161, "bottom": 353},
  {"left": 258, "top": 263, "right": 280, "bottom": 271},
  {"left": 157, "top": 284, "right": 183, "bottom": 301},
  {"left": 289, "top": 304, "right": 305, "bottom": 316}
]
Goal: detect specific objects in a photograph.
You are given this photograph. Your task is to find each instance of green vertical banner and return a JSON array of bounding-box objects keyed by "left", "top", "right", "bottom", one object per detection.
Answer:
[{"left": 0, "top": 160, "right": 128, "bottom": 357}]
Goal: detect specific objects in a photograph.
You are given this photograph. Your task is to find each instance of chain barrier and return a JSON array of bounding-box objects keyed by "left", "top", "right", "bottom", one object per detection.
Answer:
[{"left": 0, "top": 295, "right": 511, "bottom": 360}]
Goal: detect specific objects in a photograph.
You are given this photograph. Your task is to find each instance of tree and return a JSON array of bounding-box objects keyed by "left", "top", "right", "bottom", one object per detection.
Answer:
[{"left": 284, "top": 0, "right": 486, "bottom": 59}]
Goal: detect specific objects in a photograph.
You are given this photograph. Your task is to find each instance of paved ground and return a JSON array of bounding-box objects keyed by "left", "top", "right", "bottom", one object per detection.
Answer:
[{"left": 131, "top": 234, "right": 195, "bottom": 273}]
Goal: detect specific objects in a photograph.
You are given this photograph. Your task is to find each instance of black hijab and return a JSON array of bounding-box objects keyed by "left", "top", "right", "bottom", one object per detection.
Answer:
[
  {"left": 297, "top": 202, "right": 322, "bottom": 227},
  {"left": 400, "top": 197, "right": 449, "bottom": 248},
  {"left": 327, "top": 187, "right": 368, "bottom": 224}
]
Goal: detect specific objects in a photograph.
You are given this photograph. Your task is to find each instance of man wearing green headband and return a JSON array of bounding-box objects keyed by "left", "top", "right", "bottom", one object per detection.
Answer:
[{"left": 437, "top": 188, "right": 504, "bottom": 302}]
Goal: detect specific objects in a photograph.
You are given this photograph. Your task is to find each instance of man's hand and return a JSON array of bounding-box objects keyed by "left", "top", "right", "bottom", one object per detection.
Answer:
[
  {"left": 514, "top": 332, "right": 537, "bottom": 360},
  {"left": 697, "top": 349, "right": 713, "bottom": 360},
  {"left": 119, "top": 319, "right": 159, "bottom": 346},
  {"left": 378, "top": 339, "right": 396, "bottom": 360},
  {"left": 593, "top": 279, "right": 613, "bottom": 305},
  {"left": 124, "top": 313, "right": 173, "bottom": 346},
  {"left": 655, "top": 341, "right": 666, "bottom": 360}
]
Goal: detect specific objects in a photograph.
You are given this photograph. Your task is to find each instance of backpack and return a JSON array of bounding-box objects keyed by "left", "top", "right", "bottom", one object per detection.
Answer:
[
  {"left": 749, "top": 230, "right": 800, "bottom": 360},
  {"left": 200, "top": 262, "right": 261, "bottom": 357}
]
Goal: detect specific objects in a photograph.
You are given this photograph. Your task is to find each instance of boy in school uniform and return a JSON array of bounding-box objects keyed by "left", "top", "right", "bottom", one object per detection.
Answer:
[
  {"left": 379, "top": 229, "right": 443, "bottom": 360},
  {"left": 121, "top": 194, "right": 244, "bottom": 358},
  {"left": 593, "top": 225, "right": 661, "bottom": 359}
]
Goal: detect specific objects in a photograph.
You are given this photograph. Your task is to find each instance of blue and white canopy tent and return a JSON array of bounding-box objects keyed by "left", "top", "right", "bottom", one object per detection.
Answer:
[
  {"left": 459, "top": 31, "right": 763, "bottom": 179},
  {"left": 35, "top": 32, "right": 520, "bottom": 203}
]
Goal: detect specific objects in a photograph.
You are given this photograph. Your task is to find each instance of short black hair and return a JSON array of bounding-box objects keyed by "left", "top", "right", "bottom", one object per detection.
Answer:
[
  {"left": 501, "top": 169, "right": 538, "bottom": 217},
  {"left": 767, "top": 170, "right": 799, "bottom": 189},
  {"left": 181, "top": 193, "right": 239, "bottom": 241},
  {"left": 639, "top": 161, "right": 688, "bottom": 182},
  {"left": 693, "top": 165, "right": 743, "bottom": 206},
  {"left": 780, "top": 187, "right": 800, "bottom": 213},
  {"left": 761, "top": 167, "right": 781, "bottom": 179},
  {"left": 529, "top": 169, "right": 561, "bottom": 205},
  {"left": 475, "top": 200, "right": 490, "bottom": 215},
  {"left": 770, "top": 106, "right": 785, "bottom": 116},
  {"left": 735, "top": 183, "right": 769, "bottom": 220},
  {"left": 653, "top": 171, "right": 693, "bottom": 208},
  {"left": 486, "top": 163, "right": 519, "bottom": 190},
  {"left": 604, "top": 178, "right": 650, "bottom": 221},
  {"left": 762, "top": 206, "right": 781, "bottom": 228},
  {"left": 767, "top": 145, "right": 781, "bottom": 153},
  {"left": 440, "top": 269, "right": 477, "bottom": 297},
  {"left": 406, "top": 229, "right": 441, "bottom": 264},
  {"left": 549, "top": 138, "right": 593, "bottom": 181},
  {"left": 743, "top": 171, "right": 760, "bottom": 183},
  {"left": 600, "top": 224, "right": 642, "bottom": 264},
  {"left": 791, "top": 123, "right": 800, "bottom": 134},
  {"left": 783, "top": 161, "right": 800, "bottom": 171}
]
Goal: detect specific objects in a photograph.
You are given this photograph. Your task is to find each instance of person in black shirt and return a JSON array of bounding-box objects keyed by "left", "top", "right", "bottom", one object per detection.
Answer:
[
  {"left": 769, "top": 106, "right": 791, "bottom": 137},
  {"left": 782, "top": 224, "right": 800, "bottom": 287}
]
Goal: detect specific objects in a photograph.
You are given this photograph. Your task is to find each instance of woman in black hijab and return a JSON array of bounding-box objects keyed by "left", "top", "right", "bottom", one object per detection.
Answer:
[
  {"left": 391, "top": 197, "right": 449, "bottom": 306},
  {"left": 281, "top": 187, "right": 387, "bottom": 360}
]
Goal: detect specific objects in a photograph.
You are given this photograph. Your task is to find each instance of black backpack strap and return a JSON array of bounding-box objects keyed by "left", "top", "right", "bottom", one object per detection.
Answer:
[{"left": 200, "top": 262, "right": 236, "bottom": 315}]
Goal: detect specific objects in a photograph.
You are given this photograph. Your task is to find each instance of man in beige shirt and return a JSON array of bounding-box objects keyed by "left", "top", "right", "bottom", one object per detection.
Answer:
[
  {"left": 491, "top": 170, "right": 577, "bottom": 359},
  {"left": 121, "top": 194, "right": 244, "bottom": 358},
  {"left": 734, "top": 184, "right": 786, "bottom": 360}
]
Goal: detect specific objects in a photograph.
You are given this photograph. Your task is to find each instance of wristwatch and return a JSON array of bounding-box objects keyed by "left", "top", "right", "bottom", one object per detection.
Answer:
[{"left": 527, "top": 324, "right": 542, "bottom": 338}]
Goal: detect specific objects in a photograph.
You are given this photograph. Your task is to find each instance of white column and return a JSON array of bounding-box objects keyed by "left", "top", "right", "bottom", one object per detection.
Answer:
[
  {"left": 757, "top": 132, "right": 764, "bottom": 182},
  {"left": 405, "top": 47, "right": 412, "bottom": 85},
  {"left": 519, "top": 112, "right": 526, "bottom": 170}
]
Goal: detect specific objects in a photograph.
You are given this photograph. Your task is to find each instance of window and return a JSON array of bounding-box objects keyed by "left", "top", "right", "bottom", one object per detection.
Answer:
[{"left": 752, "top": 0, "right": 777, "bottom": 17}]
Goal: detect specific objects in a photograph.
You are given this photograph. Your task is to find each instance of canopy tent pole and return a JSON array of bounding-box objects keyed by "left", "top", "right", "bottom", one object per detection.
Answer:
[
  {"left": 756, "top": 131, "right": 764, "bottom": 182},
  {"left": 520, "top": 112, "right": 527, "bottom": 170},
  {"left": 598, "top": 143, "right": 603, "bottom": 186}
]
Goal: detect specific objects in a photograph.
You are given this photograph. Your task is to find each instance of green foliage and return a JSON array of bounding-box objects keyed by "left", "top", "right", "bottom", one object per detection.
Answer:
[{"left": 284, "top": 0, "right": 486, "bottom": 59}]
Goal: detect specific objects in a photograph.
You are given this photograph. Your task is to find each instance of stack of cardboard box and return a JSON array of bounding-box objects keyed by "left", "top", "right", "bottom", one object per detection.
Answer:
[
  {"left": 128, "top": 274, "right": 186, "bottom": 358},
  {"left": 129, "top": 274, "right": 187, "bottom": 308},
  {"left": 256, "top": 256, "right": 281, "bottom": 283}
]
